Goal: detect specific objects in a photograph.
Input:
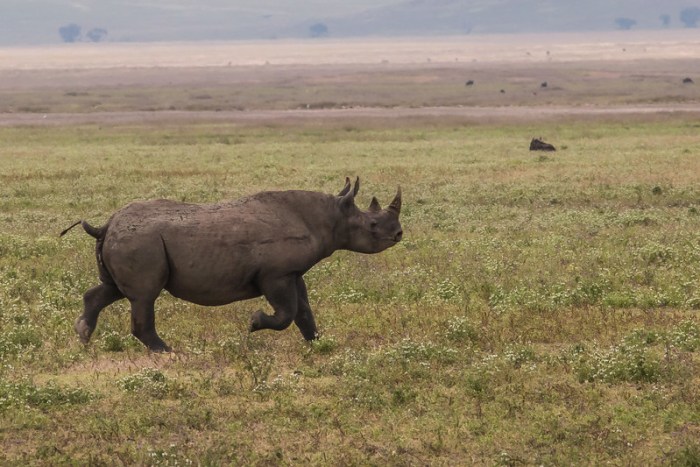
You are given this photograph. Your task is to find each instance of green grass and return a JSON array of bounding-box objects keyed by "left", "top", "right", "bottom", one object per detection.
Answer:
[{"left": 1, "top": 118, "right": 699, "bottom": 465}]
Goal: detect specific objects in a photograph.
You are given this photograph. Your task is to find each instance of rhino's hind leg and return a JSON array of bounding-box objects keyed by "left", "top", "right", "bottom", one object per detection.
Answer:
[
  {"left": 129, "top": 298, "right": 171, "bottom": 352},
  {"left": 75, "top": 283, "right": 125, "bottom": 344},
  {"left": 250, "top": 276, "right": 298, "bottom": 334},
  {"left": 294, "top": 277, "right": 318, "bottom": 341}
]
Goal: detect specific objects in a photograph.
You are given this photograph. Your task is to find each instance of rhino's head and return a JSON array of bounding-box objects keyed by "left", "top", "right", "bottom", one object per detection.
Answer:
[{"left": 336, "top": 177, "right": 403, "bottom": 254}]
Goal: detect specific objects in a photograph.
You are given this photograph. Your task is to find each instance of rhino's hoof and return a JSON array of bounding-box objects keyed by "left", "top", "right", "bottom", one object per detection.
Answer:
[
  {"left": 148, "top": 343, "right": 172, "bottom": 353},
  {"left": 140, "top": 334, "right": 172, "bottom": 353},
  {"left": 249, "top": 310, "right": 264, "bottom": 333},
  {"left": 74, "top": 318, "right": 94, "bottom": 344}
]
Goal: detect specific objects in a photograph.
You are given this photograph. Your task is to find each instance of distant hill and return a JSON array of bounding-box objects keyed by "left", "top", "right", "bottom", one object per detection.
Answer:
[
  {"left": 0, "top": 0, "right": 699, "bottom": 45},
  {"left": 296, "top": 0, "right": 700, "bottom": 37},
  {"left": 0, "top": 0, "right": 392, "bottom": 45}
]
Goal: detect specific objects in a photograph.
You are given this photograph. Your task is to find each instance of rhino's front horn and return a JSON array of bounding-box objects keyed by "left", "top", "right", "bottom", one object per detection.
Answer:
[{"left": 388, "top": 186, "right": 401, "bottom": 215}]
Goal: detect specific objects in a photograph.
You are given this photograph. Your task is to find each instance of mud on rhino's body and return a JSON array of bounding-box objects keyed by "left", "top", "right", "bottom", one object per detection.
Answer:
[{"left": 62, "top": 178, "right": 402, "bottom": 352}]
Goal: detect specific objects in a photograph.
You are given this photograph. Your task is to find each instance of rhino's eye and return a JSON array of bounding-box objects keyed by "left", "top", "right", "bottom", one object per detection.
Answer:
[{"left": 369, "top": 220, "right": 378, "bottom": 229}]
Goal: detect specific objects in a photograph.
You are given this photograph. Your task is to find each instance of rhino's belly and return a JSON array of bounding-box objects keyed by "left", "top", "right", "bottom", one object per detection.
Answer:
[
  {"left": 159, "top": 231, "right": 264, "bottom": 305},
  {"left": 165, "top": 278, "right": 262, "bottom": 306}
]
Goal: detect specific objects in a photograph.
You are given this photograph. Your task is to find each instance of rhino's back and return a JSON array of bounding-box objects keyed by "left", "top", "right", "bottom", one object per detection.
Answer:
[
  {"left": 106, "top": 197, "right": 313, "bottom": 251},
  {"left": 108, "top": 197, "right": 280, "bottom": 232},
  {"left": 109, "top": 191, "right": 330, "bottom": 230}
]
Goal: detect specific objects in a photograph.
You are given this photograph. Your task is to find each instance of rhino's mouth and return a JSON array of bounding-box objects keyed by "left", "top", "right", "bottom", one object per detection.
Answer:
[{"left": 383, "top": 232, "right": 402, "bottom": 244}]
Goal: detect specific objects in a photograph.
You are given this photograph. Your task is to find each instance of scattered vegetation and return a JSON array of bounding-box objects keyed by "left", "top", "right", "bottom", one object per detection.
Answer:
[{"left": 0, "top": 115, "right": 699, "bottom": 464}]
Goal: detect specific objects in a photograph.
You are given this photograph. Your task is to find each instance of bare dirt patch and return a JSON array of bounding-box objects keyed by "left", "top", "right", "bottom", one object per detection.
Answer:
[
  {"left": 2, "top": 105, "right": 700, "bottom": 128},
  {"left": 64, "top": 352, "right": 181, "bottom": 378}
]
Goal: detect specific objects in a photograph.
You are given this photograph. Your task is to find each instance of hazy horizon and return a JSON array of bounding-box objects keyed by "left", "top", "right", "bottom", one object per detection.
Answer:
[{"left": 1, "top": 0, "right": 699, "bottom": 46}]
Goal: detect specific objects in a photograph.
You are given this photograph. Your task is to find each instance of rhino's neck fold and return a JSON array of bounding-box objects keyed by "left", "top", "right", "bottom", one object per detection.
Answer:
[{"left": 266, "top": 191, "right": 344, "bottom": 260}]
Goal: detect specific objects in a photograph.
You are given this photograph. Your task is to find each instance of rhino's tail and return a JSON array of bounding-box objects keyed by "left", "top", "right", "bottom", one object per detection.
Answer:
[
  {"left": 60, "top": 220, "right": 107, "bottom": 239},
  {"left": 60, "top": 220, "right": 116, "bottom": 285}
]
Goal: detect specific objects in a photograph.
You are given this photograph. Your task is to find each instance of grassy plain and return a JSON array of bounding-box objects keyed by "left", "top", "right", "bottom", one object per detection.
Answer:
[
  {"left": 1, "top": 36, "right": 700, "bottom": 465},
  {"left": 2, "top": 117, "right": 700, "bottom": 465}
]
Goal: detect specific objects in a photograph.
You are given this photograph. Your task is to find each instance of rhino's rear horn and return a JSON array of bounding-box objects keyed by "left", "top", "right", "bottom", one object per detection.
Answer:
[
  {"left": 337, "top": 176, "right": 360, "bottom": 198},
  {"left": 368, "top": 196, "right": 381, "bottom": 212},
  {"left": 338, "top": 177, "right": 352, "bottom": 196},
  {"left": 388, "top": 186, "right": 402, "bottom": 215}
]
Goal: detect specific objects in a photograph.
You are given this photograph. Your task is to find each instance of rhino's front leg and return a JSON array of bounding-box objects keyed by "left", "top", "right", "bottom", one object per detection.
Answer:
[
  {"left": 250, "top": 276, "right": 298, "bottom": 333},
  {"left": 294, "top": 277, "right": 318, "bottom": 340},
  {"left": 129, "top": 298, "right": 171, "bottom": 352}
]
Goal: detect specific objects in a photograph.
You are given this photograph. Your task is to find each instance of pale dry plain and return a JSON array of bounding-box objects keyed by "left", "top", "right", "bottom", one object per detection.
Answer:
[{"left": 1, "top": 30, "right": 700, "bottom": 124}]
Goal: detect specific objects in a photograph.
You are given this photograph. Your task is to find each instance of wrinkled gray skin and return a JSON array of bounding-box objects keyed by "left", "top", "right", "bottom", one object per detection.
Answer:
[{"left": 61, "top": 177, "right": 402, "bottom": 352}]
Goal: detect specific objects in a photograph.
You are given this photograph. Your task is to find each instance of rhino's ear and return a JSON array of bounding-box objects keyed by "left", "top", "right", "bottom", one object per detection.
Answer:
[
  {"left": 338, "top": 177, "right": 352, "bottom": 196},
  {"left": 368, "top": 196, "right": 381, "bottom": 212},
  {"left": 353, "top": 177, "right": 360, "bottom": 197},
  {"left": 388, "top": 186, "right": 401, "bottom": 215}
]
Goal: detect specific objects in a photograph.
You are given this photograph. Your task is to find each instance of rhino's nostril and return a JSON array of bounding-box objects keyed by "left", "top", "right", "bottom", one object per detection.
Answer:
[{"left": 394, "top": 230, "right": 403, "bottom": 242}]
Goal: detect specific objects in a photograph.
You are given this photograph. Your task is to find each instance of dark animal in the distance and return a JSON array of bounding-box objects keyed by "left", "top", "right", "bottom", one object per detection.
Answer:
[
  {"left": 683, "top": 77, "right": 694, "bottom": 84},
  {"left": 60, "top": 177, "right": 403, "bottom": 352},
  {"left": 465, "top": 80, "right": 474, "bottom": 86},
  {"left": 530, "top": 138, "right": 556, "bottom": 152}
]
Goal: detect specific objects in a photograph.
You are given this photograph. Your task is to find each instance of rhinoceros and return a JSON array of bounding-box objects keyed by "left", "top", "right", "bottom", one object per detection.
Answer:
[{"left": 60, "top": 177, "right": 402, "bottom": 352}]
